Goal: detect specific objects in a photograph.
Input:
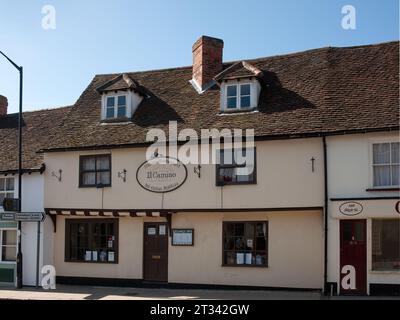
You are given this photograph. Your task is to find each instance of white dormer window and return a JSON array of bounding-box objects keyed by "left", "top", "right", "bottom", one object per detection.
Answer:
[
  {"left": 106, "top": 95, "right": 127, "bottom": 119},
  {"left": 221, "top": 79, "right": 261, "bottom": 113}
]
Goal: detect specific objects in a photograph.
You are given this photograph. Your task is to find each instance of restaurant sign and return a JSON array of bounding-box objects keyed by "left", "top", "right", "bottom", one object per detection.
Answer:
[{"left": 136, "top": 157, "right": 187, "bottom": 193}]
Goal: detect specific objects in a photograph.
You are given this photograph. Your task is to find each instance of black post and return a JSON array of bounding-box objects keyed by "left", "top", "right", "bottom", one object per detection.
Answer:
[{"left": 0, "top": 51, "right": 23, "bottom": 288}]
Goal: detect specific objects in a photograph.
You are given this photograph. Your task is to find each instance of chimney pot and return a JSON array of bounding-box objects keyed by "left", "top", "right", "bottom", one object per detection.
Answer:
[
  {"left": 192, "top": 36, "right": 224, "bottom": 92},
  {"left": 0, "top": 95, "right": 8, "bottom": 117}
]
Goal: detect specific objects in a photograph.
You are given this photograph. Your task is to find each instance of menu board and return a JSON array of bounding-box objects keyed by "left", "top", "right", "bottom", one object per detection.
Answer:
[{"left": 172, "top": 229, "right": 194, "bottom": 246}]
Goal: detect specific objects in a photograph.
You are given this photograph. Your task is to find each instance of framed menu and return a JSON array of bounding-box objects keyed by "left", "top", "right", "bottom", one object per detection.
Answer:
[{"left": 172, "top": 229, "right": 194, "bottom": 246}]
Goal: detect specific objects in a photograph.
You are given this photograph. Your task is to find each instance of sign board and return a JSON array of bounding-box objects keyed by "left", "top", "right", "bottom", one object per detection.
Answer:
[
  {"left": 339, "top": 202, "right": 363, "bottom": 216},
  {"left": 0, "top": 212, "right": 45, "bottom": 222},
  {"left": 136, "top": 157, "right": 187, "bottom": 193},
  {"left": 172, "top": 229, "right": 194, "bottom": 246}
]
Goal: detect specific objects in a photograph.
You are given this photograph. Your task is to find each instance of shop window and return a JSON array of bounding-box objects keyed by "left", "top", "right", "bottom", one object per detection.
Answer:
[
  {"left": 79, "top": 154, "right": 111, "bottom": 188},
  {"left": 372, "top": 219, "right": 400, "bottom": 271},
  {"left": 0, "top": 177, "right": 15, "bottom": 207},
  {"left": 372, "top": 142, "right": 400, "bottom": 187},
  {"left": 216, "top": 148, "right": 256, "bottom": 186},
  {"left": 223, "top": 221, "right": 268, "bottom": 267},
  {"left": 65, "top": 219, "right": 118, "bottom": 263},
  {"left": 0, "top": 230, "right": 17, "bottom": 262}
]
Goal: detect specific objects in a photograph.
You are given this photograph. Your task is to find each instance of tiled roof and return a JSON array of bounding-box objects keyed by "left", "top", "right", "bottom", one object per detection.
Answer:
[
  {"left": 0, "top": 106, "right": 71, "bottom": 172},
  {"left": 37, "top": 41, "right": 399, "bottom": 152}
]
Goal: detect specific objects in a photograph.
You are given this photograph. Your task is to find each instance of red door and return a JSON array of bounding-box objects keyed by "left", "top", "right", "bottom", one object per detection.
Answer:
[{"left": 340, "top": 220, "right": 367, "bottom": 295}]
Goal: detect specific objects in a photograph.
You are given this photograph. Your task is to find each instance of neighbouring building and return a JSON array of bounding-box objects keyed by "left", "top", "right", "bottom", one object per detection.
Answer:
[{"left": 0, "top": 97, "right": 70, "bottom": 286}]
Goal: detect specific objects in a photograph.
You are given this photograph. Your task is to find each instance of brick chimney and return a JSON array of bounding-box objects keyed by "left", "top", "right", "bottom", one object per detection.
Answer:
[
  {"left": 0, "top": 95, "right": 8, "bottom": 117},
  {"left": 192, "top": 36, "right": 224, "bottom": 92}
]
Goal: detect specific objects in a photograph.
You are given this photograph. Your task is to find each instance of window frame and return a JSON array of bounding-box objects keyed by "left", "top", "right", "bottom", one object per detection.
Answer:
[
  {"left": 103, "top": 93, "right": 128, "bottom": 120},
  {"left": 370, "top": 141, "right": 400, "bottom": 189},
  {"left": 222, "top": 221, "right": 268, "bottom": 268},
  {"left": 79, "top": 154, "right": 112, "bottom": 188},
  {"left": 0, "top": 229, "right": 17, "bottom": 263},
  {"left": 216, "top": 148, "right": 257, "bottom": 186},
  {"left": 224, "top": 82, "right": 253, "bottom": 111},
  {"left": 0, "top": 177, "right": 15, "bottom": 209},
  {"left": 64, "top": 218, "right": 119, "bottom": 264}
]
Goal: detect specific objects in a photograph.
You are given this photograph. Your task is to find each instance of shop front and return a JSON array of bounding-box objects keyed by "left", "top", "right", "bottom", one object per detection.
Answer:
[{"left": 330, "top": 198, "right": 400, "bottom": 295}]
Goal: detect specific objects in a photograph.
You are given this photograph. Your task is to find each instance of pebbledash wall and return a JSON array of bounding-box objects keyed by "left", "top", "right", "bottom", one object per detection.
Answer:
[
  {"left": 327, "top": 132, "right": 400, "bottom": 295},
  {"left": 44, "top": 138, "right": 325, "bottom": 289}
]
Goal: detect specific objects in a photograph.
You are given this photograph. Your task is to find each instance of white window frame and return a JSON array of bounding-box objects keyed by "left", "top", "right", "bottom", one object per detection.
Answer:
[
  {"left": 0, "top": 177, "right": 15, "bottom": 209},
  {"left": 104, "top": 94, "right": 128, "bottom": 119},
  {"left": 369, "top": 139, "right": 400, "bottom": 189},
  {"left": 224, "top": 82, "right": 252, "bottom": 111},
  {"left": 0, "top": 228, "right": 17, "bottom": 263}
]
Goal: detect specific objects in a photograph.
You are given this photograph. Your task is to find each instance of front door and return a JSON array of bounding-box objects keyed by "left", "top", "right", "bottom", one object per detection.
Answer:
[
  {"left": 340, "top": 219, "right": 367, "bottom": 295},
  {"left": 143, "top": 222, "right": 168, "bottom": 282}
]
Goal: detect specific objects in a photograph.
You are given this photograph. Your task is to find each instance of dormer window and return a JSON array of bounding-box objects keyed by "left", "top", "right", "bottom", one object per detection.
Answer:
[
  {"left": 106, "top": 95, "right": 127, "bottom": 119},
  {"left": 226, "top": 83, "right": 251, "bottom": 110}
]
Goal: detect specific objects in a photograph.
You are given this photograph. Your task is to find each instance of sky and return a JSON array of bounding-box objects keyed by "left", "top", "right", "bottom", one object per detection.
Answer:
[{"left": 0, "top": 0, "right": 398, "bottom": 113}]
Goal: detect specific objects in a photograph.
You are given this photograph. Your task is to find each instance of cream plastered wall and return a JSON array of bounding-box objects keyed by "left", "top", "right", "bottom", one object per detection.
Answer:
[
  {"left": 54, "top": 210, "right": 323, "bottom": 289},
  {"left": 326, "top": 132, "right": 400, "bottom": 291},
  {"left": 44, "top": 138, "right": 324, "bottom": 210}
]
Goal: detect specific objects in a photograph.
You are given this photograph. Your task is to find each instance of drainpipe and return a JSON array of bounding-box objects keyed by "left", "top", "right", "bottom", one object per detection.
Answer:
[{"left": 323, "top": 136, "right": 329, "bottom": 295}]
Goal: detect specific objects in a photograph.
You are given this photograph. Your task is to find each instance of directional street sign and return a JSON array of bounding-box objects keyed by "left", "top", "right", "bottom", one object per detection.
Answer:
[{"left": 0, "top": 212, "right": 46, "bottom": 222}]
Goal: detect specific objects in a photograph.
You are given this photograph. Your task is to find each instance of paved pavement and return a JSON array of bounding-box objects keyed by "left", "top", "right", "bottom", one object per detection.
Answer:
[{"left": 0, "top": 285, "right": 398, "bottom": 300}]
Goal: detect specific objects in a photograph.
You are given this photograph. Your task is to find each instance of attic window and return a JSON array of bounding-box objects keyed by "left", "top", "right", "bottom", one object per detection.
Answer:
[
  {"left": 106, "top": 95, "right": 127, "bottom": 119},
  {"left": 224, "top": 83, "right": 253, "bottom": 111}
]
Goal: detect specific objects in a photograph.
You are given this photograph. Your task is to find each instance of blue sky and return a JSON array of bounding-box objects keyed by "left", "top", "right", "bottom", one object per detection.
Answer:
[{"left": 0, "top": 0, "right": 398, "bottom": 113}]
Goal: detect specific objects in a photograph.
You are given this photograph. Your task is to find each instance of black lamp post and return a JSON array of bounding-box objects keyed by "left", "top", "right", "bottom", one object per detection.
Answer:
[{"left": 0, "top": 50, "right": 23, "bottom": 289}]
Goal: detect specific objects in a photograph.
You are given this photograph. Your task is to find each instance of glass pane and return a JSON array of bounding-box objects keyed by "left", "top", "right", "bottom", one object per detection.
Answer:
[
  {"left": 240, "top": 96, "right": 251, "bottom": 108},
  {"left": 0, "top": 178, "right": 4, "bottom": 191},
  {"left": 392, "top": 165, "right": 400, "bottom": 186},
  {"left": 2, "top": 246, "right": 16, "bottom": 261},
  {"left": 227, "top": 97, "right": 237, "bottom": 109},
  {"left": 354, "top": 222, "right": 364, "bottom": 241},
  {"left": 256, "top": 237, "right": 266, "bottom": 250},
  {"left": 82, "top": 157, "right": 96, "bottom": 171},
  {"left": 106, "top": 107, "right": 114, "bottom": 118},
  {"left": 373, "top": 143, "right": 390, "bottom": 164},
  {"left": 97, "top": 172, "right": 111, "bottom": 185},
  {"left": 0, "top": 194, "right": 4, "bottom": 206},
  {"left": 96, "top": 156, "right": 110, "bottom": 170},
  {"left": 372, "top": 219, "right": 400, "bottom": 270},
  {"left": 82, "top": 172, "right": 96, "bottom": 185},
  {"left": 117, "top": 106, "right": 126, "bottom": 117},
  {"left": 256, "top": 223, "right": 267, "bottom": 237},
  {"left": 5, "top": 178, "right": 13, "bottom": 191},
  {"left": 234, "top": 224, "right": 245, "bottom": 236},
  {"left": 373, "top": 165, "right": 391, "bottom": 187},
  {"left": 5, "top": 193, "right": 13, "bottom": 200},
  {"left": 219, "top": 168, "right": 234, "bottom": 183},
  {"left": 224, "top": 251, "right": 236, "bottom": 265},
  {"left": 343, "top": 222, "right": 353, "bottom": 241},
  {"left": 255, "top": 253, "right": 267, "bottom": 266},
  {"left": 220, "top": 149, "right": 233, "bottom": 165},
  {"left": 224, "top": 237, "right": 235, "bottom": 250},
  {"left": 117, "top": 96, "right": 126, "bottom": 106},
  {"left": 224, "top": 224, "right": 234, "bottom": 238},
  {"left": 392, "top": 142, "right": 400, "bottom": 164},
  {"left": 227, "top": 85, "right": 237, "bottom": 97},
  {"left": 240, "top": 84, "right": 251, "bottom": 96},
  {"left": 3, "top": 230, "right": 17, "bottom": 245},
  {"left": 106, "top": 97, "right": 115, "bottom": 107}
]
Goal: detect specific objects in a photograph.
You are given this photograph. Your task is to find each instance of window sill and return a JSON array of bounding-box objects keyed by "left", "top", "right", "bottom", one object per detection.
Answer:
[
  {"left": 366, "top": 188, "right": 400, "bottom": 192},
  {"left": 100, "top": 117, "right": 132, "bottom": 125},
  {"left": 221, "top": 264, "right": 268, "bottom": 268},
  {"left": 64, "top": 260, "right": 118, "bottom": 264},
  {"left": 370, "top": 270, "right": 400, "bottom": 274},
  {"left": 218, "top": 108, "right": 259, "bottom": 116},
  {"left": 78, "top": 185, "right": 112, "bottom": 189},
  {"left": 217, "top": 182, "right": 257, "bottom": 187}
]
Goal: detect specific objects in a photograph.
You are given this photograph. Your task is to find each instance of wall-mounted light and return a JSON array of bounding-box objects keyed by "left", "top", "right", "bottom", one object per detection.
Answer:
[
  {"left": 118, "top": 169, "right": 127, "bottom": 182},
  {"left": 51, "top": 169, "right": 62, "bottom": 182}
]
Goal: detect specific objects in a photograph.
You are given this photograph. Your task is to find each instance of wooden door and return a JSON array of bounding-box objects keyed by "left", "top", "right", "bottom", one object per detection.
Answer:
[
  {"left": 143, "top": 222, "right": 168, "bottom": 282},
  {"left": 340, "top": 219, "right": 367, "bottom": 295}
]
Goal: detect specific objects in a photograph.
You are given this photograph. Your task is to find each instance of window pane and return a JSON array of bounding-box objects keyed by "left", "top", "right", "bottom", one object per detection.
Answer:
[
  {"left": 82, "top": 172, "right": 96, "bottom": 186},
  {"left": 392, "top": 165, "right": 400, "bottom": 186},
  {"left": 106, "top": 97, "right": 115, "bottom": 107},
  {"left": 117, "top": 106, "right": 126, "bottom": 117},
  {"left": 106, "top": 107, "right": 114, "bottom": 118},
  {"left": 240, "top": 96, "right": 251, "bottom": 108},
  {"left": 0, "top": 178, "right": 4, "bottom": 191},
  {"left": 373, "top": 143, "right": 390, "bottom": 164},
  {"left": 0, "top": 194, "right": 4, "bottom": 206},
  {"left": 373, "top": 165, "right": 391, "bottom": 187},
  {"left": 3, "top": 230, "right": 17, "bottom": 245},
  {"left": 96, "top": 156, "right": 110, "bottom": 170},
  {"left": 2, "top": 246, "right": 16, "bottom": 261},
  {"left": 240, "top": 84, "right": 251, "bottom": 96},
  {"left": 5, "top": 178, "right": 14, "bottom": 191},
  {"left": 372, "top": 220, "right": 400, "bottom": 271},
  {"left": 117, "top": 96, "right": 126, "bottom": 106},
  {"left": 82, "top": 157, "right": 96, "bottom": 171},
  {"left": 392, "top": 142, "right": 400, "bottom": 164},
  {"left": 227, "top": 85, "right": 237, "bottom": 97},
  {"left": 227, "top": 97, "right": 237, "bottom": 109},
  {"left": 97, "top": 172, "right": 111, "bottom": 185}
]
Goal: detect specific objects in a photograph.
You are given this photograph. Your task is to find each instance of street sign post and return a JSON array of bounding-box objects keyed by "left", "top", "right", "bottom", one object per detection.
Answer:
[{"left": 0, "top": 212, "right": 45, "bottom": 222}]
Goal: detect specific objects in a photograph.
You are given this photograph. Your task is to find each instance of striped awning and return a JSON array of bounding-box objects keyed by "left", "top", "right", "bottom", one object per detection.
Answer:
[{"left": 45, "top": 209, "right": 173, "bottom": 217}]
